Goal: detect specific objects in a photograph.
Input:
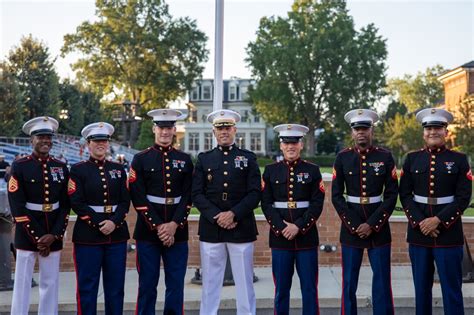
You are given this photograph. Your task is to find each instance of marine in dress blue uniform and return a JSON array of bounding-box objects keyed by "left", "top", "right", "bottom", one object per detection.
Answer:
[
  {"left": 8, "top": 117, "right": 70, "bottom": 315},
  {"left": 261, "top": 124, "right": 325, "bottom": 315},
  {"left": 192, "top": 110, "right": 261, "bottom": 315},
  {"left": 332, "top": 109, "right": 398, "bottom": 315},
  {"left": 399, "top": 108, "right": 472, "bottom": 315},
  {"left": 129, "top": 109, "right": 193, "bottom": 315},
  {"left": 69, "top": 122, "right": 130, "bottom": 315}
]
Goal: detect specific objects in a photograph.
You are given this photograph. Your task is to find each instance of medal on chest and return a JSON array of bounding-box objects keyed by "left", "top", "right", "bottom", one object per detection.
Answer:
[
  {"left": 296, "top": 172, "right": 309, "bottom": 183},
  {"left": 50, "top": 167, "right": 65, "bottom": 182},
  {"left": 109, "top": 169, "right": 122, "bottom": 179},
  {"left": 234, "top": 156, "right": 248, "bottom": 168},
  {"left": 369, "top": 162, "right": 384, "bottom": 173}
]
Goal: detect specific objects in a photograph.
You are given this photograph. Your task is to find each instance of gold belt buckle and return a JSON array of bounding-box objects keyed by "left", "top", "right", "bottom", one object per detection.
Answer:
[
  {"left": 222, "top": 193, "right": 228, "bottom": 201},
  {"left": 287, "top": 201, "right": 297, "bottom": 209},
  {"left": 427, "top": 197, "right": 438, "bottom": 205},
  {"left": 166, "top": 197, "right": 175, "bottom": 205},
  {"left": 360, "top": 197, "right": 369, "bottom": 204},
  {"left": 104, "top": 205, "right": 113, "bottom": 213},
  {"left": 42, "top": 204, "right": 53, "bottom": 212}
]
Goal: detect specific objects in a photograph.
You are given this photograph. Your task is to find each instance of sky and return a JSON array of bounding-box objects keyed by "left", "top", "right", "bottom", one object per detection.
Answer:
[{"left": 0, "top": 0, "right": 473, "bottom": 82}]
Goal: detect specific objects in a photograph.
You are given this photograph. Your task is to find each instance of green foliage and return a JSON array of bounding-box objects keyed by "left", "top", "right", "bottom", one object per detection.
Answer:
[
  {"left": 0, "top": 64, "right": 24, "bottom": 136},
  {"left": 379, "top": 113, "right": 424, "bottom": 165},
  {"left": 302, "top": 155, "right": 336, "bottom": 167},
  {"left": 135, "top": 119, "right": 154, "bottom": 150},
  {"left": 452, "top": 94, "right": 474, "bottom": 159},
  {"left": 61, "top": 0, "right": 208, "bottom": 145},
  {"left": 6, "top": 35, "right": 60, "bottom": 119},
  {"left": 386, "top": 65, "right": 445, "bottom": 112},
  {"left": 246, "top": 0, "right": 387, "bottom": 155}
]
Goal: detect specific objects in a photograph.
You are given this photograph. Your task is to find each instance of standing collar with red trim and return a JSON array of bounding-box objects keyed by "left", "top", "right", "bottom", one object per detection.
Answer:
[
  {"left": 89, "top": 156, "right": 106, "bottom": 166},
  {"left": 31, "top": 152, "right": 51, "bottom": 163},
  {"left": 218, "top": 143, "right": 237, "bottom": 152},
  {"left": 283, "top": 158, "right": 301, "bottom": 167},
  {"left": 353, "top": 145, "right": 374, "bottom": 154},
  {"left": 153, "top": 143, "right": 173, "bottom": 152},
  {"left": 425, "top": 145, "right": 446, "bottom": 154}
]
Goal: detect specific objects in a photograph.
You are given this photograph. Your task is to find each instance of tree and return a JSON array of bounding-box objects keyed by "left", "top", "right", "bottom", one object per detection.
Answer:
[
  {"left": 61, "top": 0, "right": 208, "bottom": 145},
  {"left": 135, "top": 119, "right": 154, "bottom": 150},
  {"left": 386, "top": 65, "right": 445, "bottom": 112},
  {"left": 379, "top": 113, "right": 424, "bottom": 165},
  {"left": 6, "top": 35, "right": 60, "bottom": 119},
  {"left": 246, "top": 0, "right": 387, "bottom": 154},
  {"left": 0, "top": 64, "right": 24, "bottom": 136},
  {"left": 58, "top": 80, "right": 104, "bottom": 136},
  {"left": 452, "top": 94, "right": 474, "bottom": 158}
]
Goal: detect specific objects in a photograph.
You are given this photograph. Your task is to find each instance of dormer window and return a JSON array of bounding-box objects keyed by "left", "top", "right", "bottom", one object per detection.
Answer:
[
  {"left": 202, "top": 83, "right": 212, "bottom": 100},
  {"left": 229, "top": 82, "right": 238, "bottom": 101},
  {"left": 190, "top": 85, "right": 199, "bottom": 101}
]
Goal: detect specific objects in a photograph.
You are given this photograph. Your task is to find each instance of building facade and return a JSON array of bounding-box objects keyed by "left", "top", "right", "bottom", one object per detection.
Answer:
[
  {"left": 182, "top": 78, "right": 272, "bottom": 157},
  {"left": 438, "top": 60, "right": 474, "bottom": 116}
]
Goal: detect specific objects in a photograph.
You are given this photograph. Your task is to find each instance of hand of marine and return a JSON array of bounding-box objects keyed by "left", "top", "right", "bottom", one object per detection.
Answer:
[
  {"left": 99, "top": 220, "right": 116, "bottom": 235},
  {"left": 356, "top": 223, "right": 373, "bottom": 239},
  {"left": 282, "top": 220, "right": 299, "bottom": 240},
  {"left": 419, "top": 217, "right": 441, "bottom": 235}
]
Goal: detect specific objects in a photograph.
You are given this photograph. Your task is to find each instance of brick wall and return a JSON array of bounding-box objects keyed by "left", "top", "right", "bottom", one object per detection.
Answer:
[{"left": 20, "top": 180, "right": 474, "bottom": 271}]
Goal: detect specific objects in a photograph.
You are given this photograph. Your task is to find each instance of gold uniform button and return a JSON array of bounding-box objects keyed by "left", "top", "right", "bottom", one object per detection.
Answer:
[
  {"left": 362, "top": 170, "right": 367, "bottom": 174},
  {"left": 44, "top": 177, "right": 48, "bottom": 181},
  {"left": 167, "top": 181, "right": 171, "bottom": 185},
  {"left": 45, "top": 198, "right": 49, "bottom": 202},
  {"left": 102, "top": 178, "right": 106, "bottom": 182},
  {"left": 166, "top": 166, "right": 170, "bottom": 170},
  {"left": 43, "top": 170, "right": 48, "bottom": 174},
  {"left": 362, "top": 192, "right": 367, "bottom": 196},
  {"left": 45, "top": 184, "right": 49, "bottom": 188},
  {"left": 430, "top": 190, "right": 434, "bottom": 194},
  {"left": 166, "top": 174, "right": 170, "bottom": 178},
  {"left": 349, "top": 171, "right": 353, "bottom": 175},
  {"left": 431, "top": 161, "right": 435, "bottom": 165},
  {"left": 100, "top": 172, "right": 105, "bottom": 175},
  {"left": 289, "top": 197, "right": 294, "bottom": 201},
  {"left": 290, "top": 172, "right": 294, "bottom": 176},
  {"left": 224, "top": 183, "right": 228, "bottom": 187},
  {"left": 224, "top": 152, "right": 228, "bottom": 155},
  {"left": 99, "top": 166, "right": 104, "bottom": 170},
  {"left": 289, "top": 185, "right": 294, "bottom": 188},
  {"left": 166, "top": 159, "right": 170, "bottom": 162},
  {"left": 362, "top": 185, "right": 366, "bottom": 189},
  {"left": 290, "top": 167, "right": 294, "bottom": 171},
  {"left": 362, "top": 178, "right": 367, "bottom": 182},
  {"left": 103, "top": 185, "right": 107, "bottom": 189},
  {"left": 45, "top": 191, "right": 49, "bottom": 195},
  {"left": 431, "top": 168, "right": 435, "bottom": 171},
  {"left": 361, "top": 156, "right": 366, "bottom": 159},
  {"left": 164, "top": 152, "right": 168, "bottom": 156},
  {"left": 167, "top": 189, "right": 171, "bottom": 192},
  {"left": 289, "top": 191, "right": 293, "bottom": 194},
  {"left": 103, "top": 199, "right": 107, "bottom": 203},
  {"left": 104, "top": 192, "right": 107, "bottom": 196},
  {"left": 224, "top": 161, "right": 228, "bottom": 164},
  {"left": 290, "top": 178, "right": 294, "bottom": 182},
  {"left": 224, "top": 171, "right": 228, "bottom": 175},
  {"left": 362, "top": 163, "right": 367, "bottom": 166},
  {"left": 430, "top": 182, "right": 434, "bottom": 186},
  {"left": 432, "top": 155, "right": 436, "bottom": 159},
  {"left": 430, "top": 175, "right": 435, "bottom": 179}
]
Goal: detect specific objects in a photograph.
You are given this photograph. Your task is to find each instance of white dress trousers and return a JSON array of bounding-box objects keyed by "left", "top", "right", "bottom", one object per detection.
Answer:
[
  {"left": 199, "top": 241, "right": 256, "bottom": 315},
  {"left": 11, "top": 249, "right": 61, "bottom": 315}
]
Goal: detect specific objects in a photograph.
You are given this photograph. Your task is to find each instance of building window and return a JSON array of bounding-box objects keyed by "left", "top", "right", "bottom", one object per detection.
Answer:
[
  {"left": 204, "top": 132, "right": 213, "bottom": 150},
  {"left": 190, "top": 86, "right": 199, "bottom": 100},
  {"left": 241, "top": 110, "right": 249, "bottom": 122},
  {"left": 189, "top": 133, "right": 200, "bottom": 151},
  {"left": 250, "top": 133, "right": 261, "bottom": 151},
  {"left": 254, "top": 114, "right": 260, "bottom": 123},
  {"left": 236, "top": 133, "right": 246, "bottom": 149},
  {"left": 190, "top": 110, "right": 198, "bottom": 123},
  {"left": 229, "top": 85, "right": 237, "bottom": 101},
  {"left": 202, "top": 84, "right": 212, "bottom": 100},
  {"left": 240, "top": 85, "right": 248, "bottom": 100}
]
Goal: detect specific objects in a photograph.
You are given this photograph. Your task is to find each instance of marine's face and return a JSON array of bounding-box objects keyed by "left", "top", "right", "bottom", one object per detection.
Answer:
[
  {"left": 88, "top": 139, "right": 109, "bottom": 160},
  {"left": 31, "top": 135, "right": 53, "bottom": 156},
  {"left": 153, "top": 125, "right": 176, "bottom": 146},
  {"left": 280, "top": 141, "right": 303, "bottom": 161},
  {"left": 351, "top": 126, "right": 373, "bottom": 148},
  {"left": 423, "top": 126, "right": 447, "bottom": 148},
  {"left": 213, "top": 126, "right": 236, "bottom": 146}
]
